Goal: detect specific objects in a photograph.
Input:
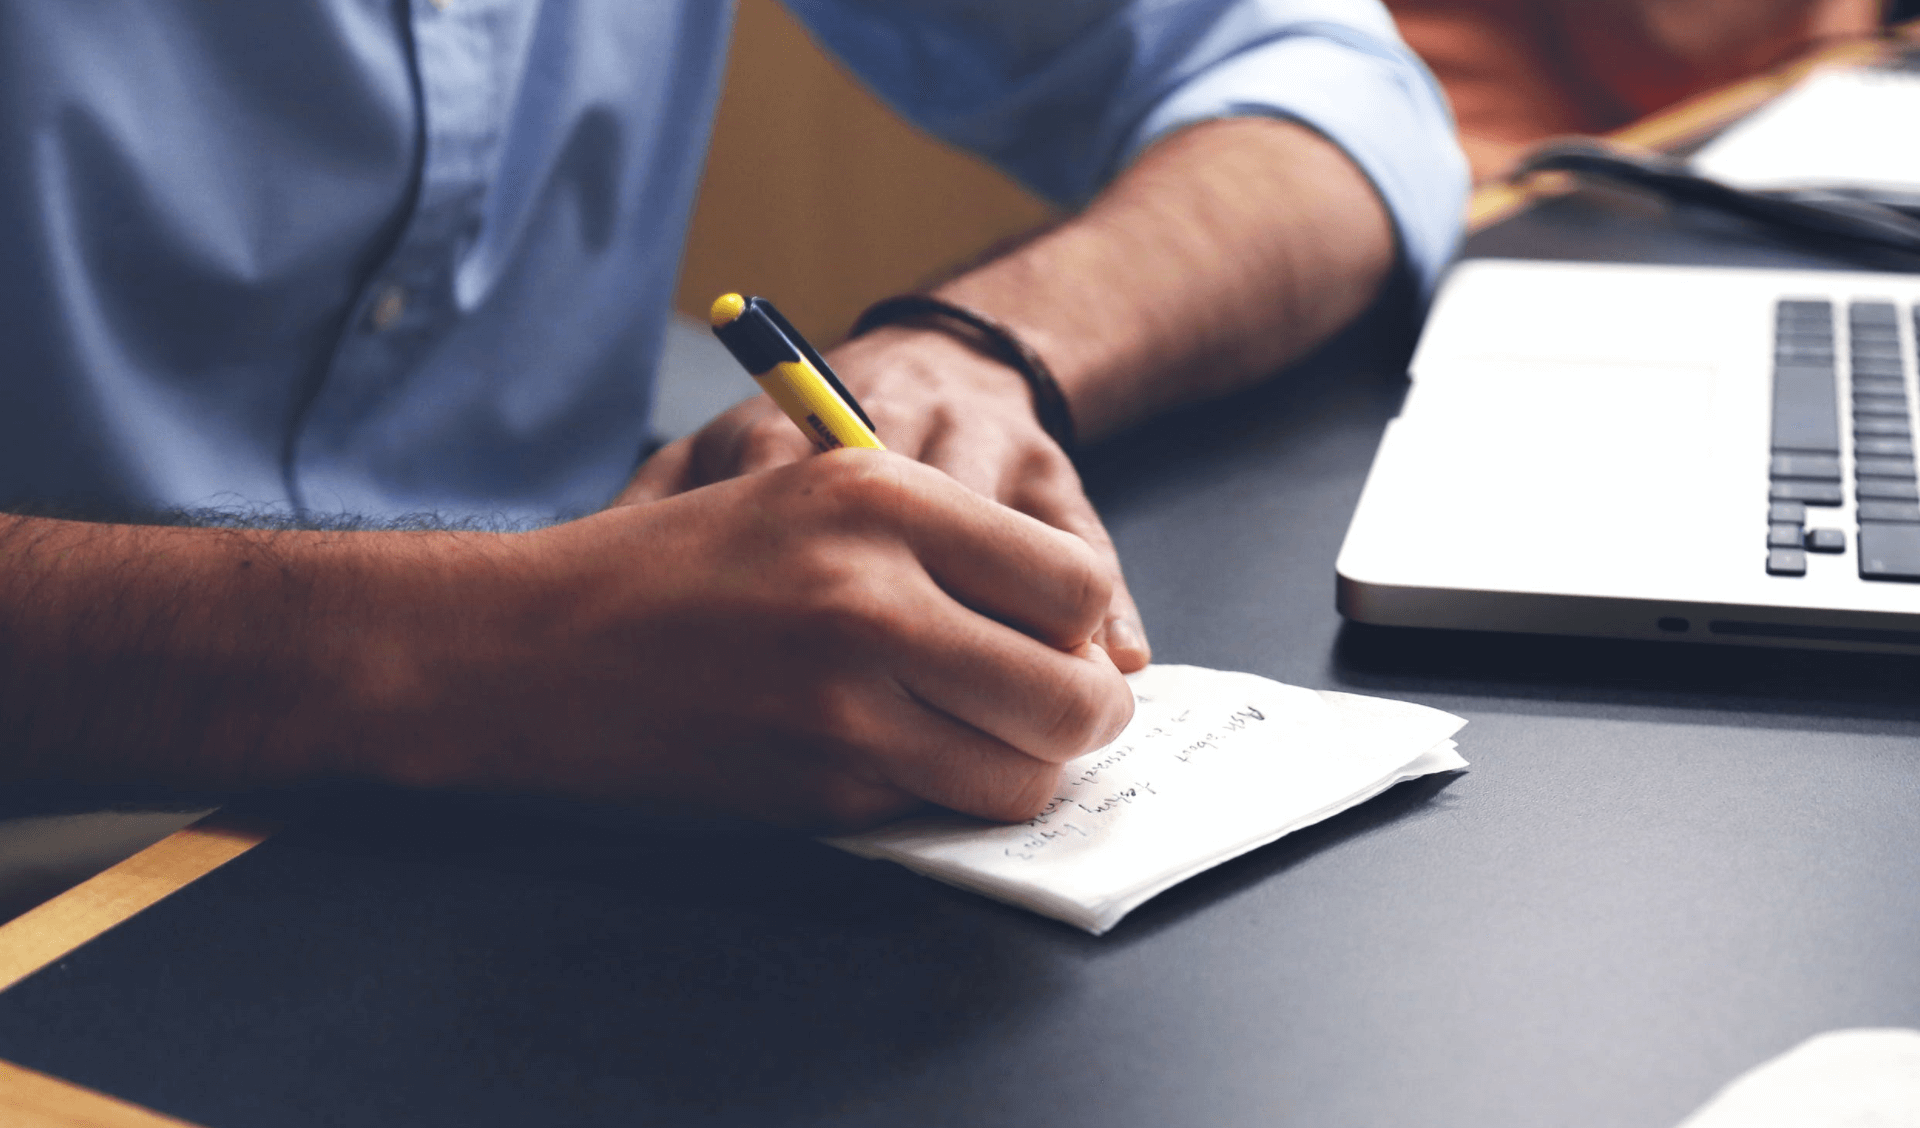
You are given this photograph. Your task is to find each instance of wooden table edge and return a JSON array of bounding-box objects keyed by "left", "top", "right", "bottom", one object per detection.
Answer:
[
  {"left": 0, "top": 811, "right": 276, "bottom": 993},
  {"left": 0, "top": 1057, "right": 205, "bottom": 1128},
  {"left": 0, "top": 812, "right": 273, "bottom": 1127}
]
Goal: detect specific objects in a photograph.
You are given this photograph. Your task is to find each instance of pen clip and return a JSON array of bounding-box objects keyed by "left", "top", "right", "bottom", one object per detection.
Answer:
[{"left": 753, "top": 298, "right": 878, "bottom": 434}]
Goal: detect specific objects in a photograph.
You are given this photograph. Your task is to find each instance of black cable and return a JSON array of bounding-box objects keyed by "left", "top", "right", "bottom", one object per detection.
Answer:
[{"left": 1512, "top": 140, "right": 1920, "bottom": 262}]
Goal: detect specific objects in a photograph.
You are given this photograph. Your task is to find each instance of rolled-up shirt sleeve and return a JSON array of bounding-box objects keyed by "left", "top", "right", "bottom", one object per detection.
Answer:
[{"left": 782, "top": 0, "right": 1468, "bottom": 299}]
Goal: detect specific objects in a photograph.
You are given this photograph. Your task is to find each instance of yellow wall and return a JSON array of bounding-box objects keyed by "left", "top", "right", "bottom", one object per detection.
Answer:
[{"left": 675, "top": 0, "right": 1056, "bottom": 344}]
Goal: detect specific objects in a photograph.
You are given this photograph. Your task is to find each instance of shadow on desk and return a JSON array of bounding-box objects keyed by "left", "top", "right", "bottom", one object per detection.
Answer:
[
  {"left": 1336, "top": 620, "right": 1920, "bottom": 723},
  {"left": 0, "top": 763, "right": 1465, "bottom": 1128},
  {"left": 0, "top": 787, "right": 220, "bottom": 924},
  {"left": 0, "top": 788, "right": 1064, "bottom": 1127}
]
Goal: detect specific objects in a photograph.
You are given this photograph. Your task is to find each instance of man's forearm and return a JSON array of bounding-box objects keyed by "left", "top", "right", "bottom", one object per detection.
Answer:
[
  {"left": 936, "top": 117, "right": 1397, "bottom": 442},
  {"left": 0, "top": 513, "right": 468, "bottom": 788},
  {"left": 0, "top": 457, "right": 1139, "bottom": 828}
]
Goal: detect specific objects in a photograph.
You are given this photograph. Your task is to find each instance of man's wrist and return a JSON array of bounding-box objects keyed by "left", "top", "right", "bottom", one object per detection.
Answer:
[
  {"left": 828, "top": 326, "right": 1044, "bottom": 424},
  {"left": 850, "top": 295, "right": 1077, "bottom": 455},
  {"left": 315, "top": 528, "right": 540, "bottom": 792}
]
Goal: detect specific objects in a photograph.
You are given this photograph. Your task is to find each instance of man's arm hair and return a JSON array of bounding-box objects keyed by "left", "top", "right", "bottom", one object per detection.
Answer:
[
  {"left": 935, "top": 117, "right": 1398, "bottom": 444},
  {"left": 0, "top": 506, "right": 496, "bottom": 789}
]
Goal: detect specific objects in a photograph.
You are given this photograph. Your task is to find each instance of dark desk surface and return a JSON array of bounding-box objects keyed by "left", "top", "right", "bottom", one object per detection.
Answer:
[{"left": 2, "top": 188, "right": 1918, "bottom": 1128}]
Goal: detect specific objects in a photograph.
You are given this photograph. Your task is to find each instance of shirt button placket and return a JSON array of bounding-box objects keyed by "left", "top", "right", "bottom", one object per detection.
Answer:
[{"left": 288, "top": 0, "right": 516, "bottom": 512}]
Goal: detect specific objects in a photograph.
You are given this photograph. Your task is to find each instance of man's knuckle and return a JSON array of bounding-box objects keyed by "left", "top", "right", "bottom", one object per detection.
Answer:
[
  {"left": 1059, "top": 542, "right": 1114, "bottom": 623},
  {"left": 792, "top": 452, "right": 938, "bottom": 538},
  {"left": 796, "top": 680, "right": 865, "bottom": 741},
  {"left": 1039, "top": 680, "right": 1108, "bottom": 755},
  {"left": 825, "top": 450, "right": 917, "bottom": 507},
  {"left": 1018, "top": 440, "right": 1074, "bottom": 481},
  {"left": 1096, "top": 681, "right": 1135, "bottom": 745},
  {"left": 984, "top": 762, "right": 1061, "bottom": 823},
  {"left": 793, "top": 562, "right": 902, "bottom": 652}
]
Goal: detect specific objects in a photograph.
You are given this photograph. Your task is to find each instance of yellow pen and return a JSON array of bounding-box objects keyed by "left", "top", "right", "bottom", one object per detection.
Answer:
[{"left": 709, "top": 293, "right": 884, "bottom": 452}]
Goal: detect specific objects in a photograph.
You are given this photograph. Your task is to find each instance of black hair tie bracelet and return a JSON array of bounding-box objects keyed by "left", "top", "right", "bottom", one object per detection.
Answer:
[{"left": 850, "top": 295, "right": 1077, "bottom": 458}]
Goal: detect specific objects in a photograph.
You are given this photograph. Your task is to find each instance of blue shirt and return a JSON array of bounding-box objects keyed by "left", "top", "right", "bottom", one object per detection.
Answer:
[{"left": 0, "top": 0, "right": 1463, "bottom": 524}]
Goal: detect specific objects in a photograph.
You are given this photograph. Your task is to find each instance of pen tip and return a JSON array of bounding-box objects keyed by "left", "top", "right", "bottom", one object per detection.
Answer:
[{"left": 709, "top": 292, "right": 747, "bottom": 328}]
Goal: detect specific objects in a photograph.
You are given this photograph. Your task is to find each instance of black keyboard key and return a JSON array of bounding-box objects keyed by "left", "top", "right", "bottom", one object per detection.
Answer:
[
  {"left": 1770, "top": 500, "right": 1807, "bottom": 524},
  {"left": 1856, "top": 437, "right": 1915, "bottom": 457},
  {"left": 1781, "top": 299, "right": 1833, "bottom": 317},
  {"left": 1859, "top": 524, "right": 1920, "bottom": 581},
  {"left": 1774, "top": 365, "right": 1841, "bottom": 453},
  {"left": 1768, "top": 523, "right": 1803, "bottom": 548},
  {"left": 1766, "top": 548, "right": 1808, "bottom": 576},
  {"left": 1858, "top": 478, "right": 1920, "bottom": 501},
  {"left": 1856, "top": 417, "right": 1912, "bottom": 437},
  {"left": 1807, "top": 527, "right": 1847, "bottom": 553},
  {"left": 1853, "top": 396, "right": 1910, "bottom": 417},
  {"left": 1852, "top": 361, "right": 1907, "bottom": 380},
  {"left": 1854, "top": 456, "right": 1916, "bottom": 478},
  {"left": 1852, "top": 377, "right": 1907, "bottom": 395},
  {"left": 1858, "top": 500, "right": 1920, "bottom": 523},
  {"left": 1850, "top": 300, "right": 1898, "bottom": 321},
  {"left": 1771, "top": 481, "right": 1844, "bottom": 504},
  {"left": 1770, "top": 454, "right": 1842, "bottom": 480}
]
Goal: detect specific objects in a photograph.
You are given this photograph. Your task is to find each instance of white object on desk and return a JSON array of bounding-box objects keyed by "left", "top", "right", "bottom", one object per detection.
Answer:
[
  {"left": 1675, "top": 1028, "right": 1920, "bottom": 1128},
  {"left": 826, "top": 664, "right": 1466, "bottom": 935},
  {"left": 1691, "top": 69, "right": 1920, "bottom": 200}
]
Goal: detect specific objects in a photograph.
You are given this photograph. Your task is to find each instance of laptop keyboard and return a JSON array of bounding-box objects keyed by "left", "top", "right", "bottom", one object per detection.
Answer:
[{"left": 1768, "top": 298, "right": 1920, "bottom": 581}]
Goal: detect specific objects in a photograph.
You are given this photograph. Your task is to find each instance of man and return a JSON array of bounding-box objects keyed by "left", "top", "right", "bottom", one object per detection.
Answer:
[{"left": 0, "top": 1, "right": 1465, "bottom": 828}]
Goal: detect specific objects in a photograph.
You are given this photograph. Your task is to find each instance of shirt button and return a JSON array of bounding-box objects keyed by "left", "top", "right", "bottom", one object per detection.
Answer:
[{"left": 368, "top": 285, "right": 407, "bottom": 332}]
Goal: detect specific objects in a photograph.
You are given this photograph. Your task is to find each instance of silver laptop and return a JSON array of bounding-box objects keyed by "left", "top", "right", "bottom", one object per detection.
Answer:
[{"left": 1336, "top": 258, "right": 1920, "bottom": 652}]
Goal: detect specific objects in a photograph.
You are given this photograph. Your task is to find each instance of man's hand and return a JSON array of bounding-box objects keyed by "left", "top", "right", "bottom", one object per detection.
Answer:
[
  {"left": 619, "top": 327, "right": 1152, "bottom": 672},
  {"left": 622, "top": 116, "right": 1394, "bottom": 680},
  {"left": 411, "top": 451, "right": 1135, "bottom": 829},
  {"left": 0, "top": 454, "right": 1132, "bottom": 829}
]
